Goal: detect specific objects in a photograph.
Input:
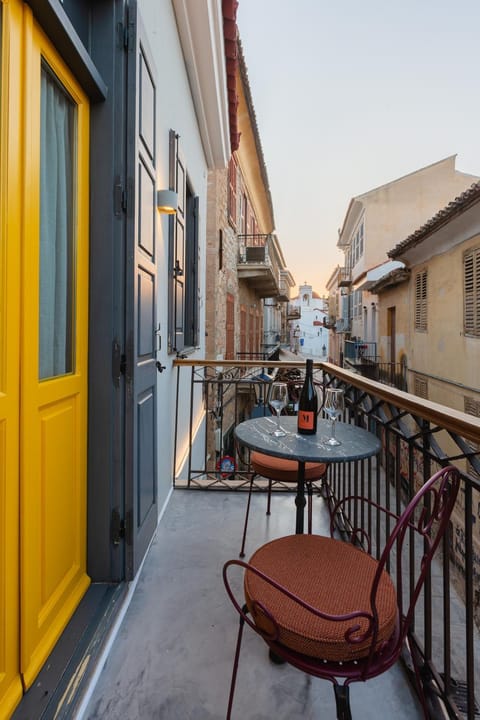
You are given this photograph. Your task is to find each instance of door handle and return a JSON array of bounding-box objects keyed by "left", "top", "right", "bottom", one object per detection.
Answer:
[
  {"left": 156, "top": 361, "right": 166, "bottom": 373},
  {"left": 173, "top": 260, "right": 183, "bottom": 277}
]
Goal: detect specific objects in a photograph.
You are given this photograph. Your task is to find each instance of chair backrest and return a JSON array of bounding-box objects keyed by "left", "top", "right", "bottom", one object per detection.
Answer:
[{"left": 372, "top": 465, "right": 460, "bottom": 655}]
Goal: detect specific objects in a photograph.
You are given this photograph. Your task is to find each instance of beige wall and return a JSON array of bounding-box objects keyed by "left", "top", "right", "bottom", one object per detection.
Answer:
[
  {"left": 376, "top": 231, "right": 480, "bottom": 409},
  {"left": 408, "top": 232, "right": 480, "bottom": 408},
  {"left": 341, "top": 157, "right": 478, "bottom": 281},
  {"left": 362, "top": 158, "right": 477, "bottom": 273}
]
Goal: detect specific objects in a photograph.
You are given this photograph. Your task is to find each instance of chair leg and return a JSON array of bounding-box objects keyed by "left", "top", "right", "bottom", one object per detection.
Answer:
[
  {"left": 307, "top": 482, "right": 313, "bottom": 534},
  {"left": 322, "top": 477, "right": 335, "bottom": 519},
  {"left": 226, "top": 610, "right": 246, "bottom": 720},
  {"left": 333, "top": 684, "right": 352, "bottom": 720},
  {"left": 266, "top": 478, "right": 272, "bottom": 515},
  {"left": 239, "top": 475, "right": 255, "bottom": 558}
]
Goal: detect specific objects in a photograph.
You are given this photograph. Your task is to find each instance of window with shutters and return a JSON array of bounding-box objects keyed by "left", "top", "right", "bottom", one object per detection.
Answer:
[
  {"left": 414, "top": 270, "right": 427, "bottom": 332},
  {"left": 414, "top": 375, "right": 428, "bottom": 399},
  {"left": 168, "top": 129, "right": 199, "bottom": 353},
  {"left": 228, "top": 156, "right": 237, "bottom": 228},
  {"left": 218, "top": 228, "right": 223, "bottom": 270},
  {"left": 464, "top": 246, "right": 480, "bottom": 337},
  {"left": 239, "top": 192, "right": 246, "bottom": 233},
  {"left": 255, "top": 307, "right": 261, "bottom": 353},
  {"left": 225, "top": 293, "right": 235, "bottom": 360},
  {"left": 239, "top": 305, "right": 247, "bottom": 355},
  {"left": 352, "top": 289, "right": 362, "bottom": 319},
  {"left": 350, "top": 219, "right": 364, "bottom": 267},
  {"left": 249, "top": 307, "right": 255, "bottom": 354}
]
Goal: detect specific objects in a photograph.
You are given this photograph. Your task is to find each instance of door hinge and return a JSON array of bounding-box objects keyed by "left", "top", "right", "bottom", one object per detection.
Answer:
[
  {"left": 112, "top": 340, "right": 127, "bottom": 387},
  {"left": 117, "top": 21, "right": 130, "bottom": 51},
  {"left": 111, "top": 508, "right": 126, "bottom": 546},
  {"left": 122, "top": 8, "right": 135, "bottom": 52},
  {"left": 114, "top": 181, "right": 127, "bottom": 216}
]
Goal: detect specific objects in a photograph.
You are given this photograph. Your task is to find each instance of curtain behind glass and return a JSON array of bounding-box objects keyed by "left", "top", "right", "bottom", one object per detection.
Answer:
[{"left": 39, "top": 66, "right": 75, "bottom": 380}]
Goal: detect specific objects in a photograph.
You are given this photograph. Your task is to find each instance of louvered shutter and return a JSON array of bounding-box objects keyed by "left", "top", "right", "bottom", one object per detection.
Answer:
[
  {"left": 168, "top": 129, "right": 186, "bottom": 352},
  {"left": 414, "top": 375, "right": 428, "bottom": 399},
  {"left": 464, "top": 247, "right": 480, "bottom": 337},
  {"left": 185, "top": 194, "right": 199, "bottom": 348},
  {"left": 225, "top": 293, "right": 235, "bottom": 359},
  {"left": 414, "top": 270, "right": 427, "bottom": 332},
  {"left": 228, "top": 157, "right": 237, "bottom": 226}
]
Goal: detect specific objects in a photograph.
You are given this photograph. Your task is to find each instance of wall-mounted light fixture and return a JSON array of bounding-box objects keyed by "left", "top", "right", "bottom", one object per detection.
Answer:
[{"left": 157, "top": 189, "right": 178, "bottom": 214}]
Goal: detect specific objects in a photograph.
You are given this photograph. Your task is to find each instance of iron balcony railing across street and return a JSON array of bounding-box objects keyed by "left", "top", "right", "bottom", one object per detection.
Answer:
[
  {"left": 343, "top": 340, "right": 408, "bottom": 390},
  {"left": 173, "top": 358, "right": 480, "bottom": 719}
]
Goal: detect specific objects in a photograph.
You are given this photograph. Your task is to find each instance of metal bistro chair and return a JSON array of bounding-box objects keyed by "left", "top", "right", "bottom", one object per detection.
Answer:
[
  {"left": 239, "top": 378, "right": 327, "bottom": 558},
  {"left": 223, "top": 465, "right": 460, "bottom": 719}
]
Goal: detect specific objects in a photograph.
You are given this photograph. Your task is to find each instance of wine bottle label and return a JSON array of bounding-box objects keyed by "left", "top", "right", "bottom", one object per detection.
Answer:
[{"left": 298, "top": 410, "right": 315, "bottom": 431}]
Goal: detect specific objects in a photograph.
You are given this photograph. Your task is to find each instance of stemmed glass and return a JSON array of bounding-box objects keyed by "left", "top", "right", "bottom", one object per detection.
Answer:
[
  {"left": 323, "top": 388, "right": 344, "bottom": 446},
  {"left": 268, "top": 382, "right": 288, "bottom": 437}
]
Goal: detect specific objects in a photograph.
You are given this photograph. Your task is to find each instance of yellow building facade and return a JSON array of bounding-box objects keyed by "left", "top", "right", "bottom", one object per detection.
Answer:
[{"left": 373, "top": 184, "right": 480, "bottom": 585}]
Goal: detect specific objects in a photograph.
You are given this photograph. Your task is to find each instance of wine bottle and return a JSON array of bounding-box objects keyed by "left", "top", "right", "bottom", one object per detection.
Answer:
[{"left": 297, "top": 359, "right": 318, "bottom": 435}]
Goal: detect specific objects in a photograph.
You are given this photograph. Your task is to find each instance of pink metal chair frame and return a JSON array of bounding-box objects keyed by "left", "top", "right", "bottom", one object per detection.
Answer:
[{"left": 223, "top": 465, "right": 460, "bottom": 719}]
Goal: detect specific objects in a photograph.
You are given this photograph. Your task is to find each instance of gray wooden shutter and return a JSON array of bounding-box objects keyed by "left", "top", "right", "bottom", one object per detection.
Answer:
[
  {"left": 124, "top": 1, "right": 158, "bottom": 577},
  {"left": 186, "top": 194, "right": 199, "bottom": 347},
  {"left": 168, "top": 129, "right": 186, "bottom": 352}
]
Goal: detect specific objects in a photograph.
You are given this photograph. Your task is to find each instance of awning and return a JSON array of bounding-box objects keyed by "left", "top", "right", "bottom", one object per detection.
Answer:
[{"left": 354, "top": 260, "right": 406, "bottom": 292}]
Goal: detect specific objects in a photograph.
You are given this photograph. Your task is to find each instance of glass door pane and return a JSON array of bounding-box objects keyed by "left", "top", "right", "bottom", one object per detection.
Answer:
[{"left": 39, "top": 64, "right": 75, "bottom": 380}]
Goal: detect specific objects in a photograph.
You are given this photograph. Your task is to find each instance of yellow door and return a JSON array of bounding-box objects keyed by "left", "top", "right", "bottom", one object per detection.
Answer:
[
  {"left": 0, "top": 2, "right": 23, "bottom": 716},
  {"left": 0, "top": 1, "right": 90, "bottom": 711}
]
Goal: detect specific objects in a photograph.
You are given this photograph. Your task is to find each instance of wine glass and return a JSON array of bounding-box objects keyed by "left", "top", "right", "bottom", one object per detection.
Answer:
[
  {"left": 323, "top": 388, "right": 344, "bottom": 446},
  {"left": 268, "top": 382, "right": 288, "bottom": 437}
]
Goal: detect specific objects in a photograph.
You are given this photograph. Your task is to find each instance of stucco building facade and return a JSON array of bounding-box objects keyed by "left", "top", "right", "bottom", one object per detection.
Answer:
[
  {"left": 205, "top": 40, "right": 294, "bottom": 365},
  {"left": 330, "top": 155, "right": 479, "bottom": 375}
]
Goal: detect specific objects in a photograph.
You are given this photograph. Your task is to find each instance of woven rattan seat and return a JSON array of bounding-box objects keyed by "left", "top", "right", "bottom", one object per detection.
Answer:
[
  {"left": 224, "top": 466, "right": 460, "bottom": 719},
  {"left": 250, "top": 451, "right": 327, "bottom": 484},
  {"left": 245, "top": 534, "right": 397, "bottom": 661}
]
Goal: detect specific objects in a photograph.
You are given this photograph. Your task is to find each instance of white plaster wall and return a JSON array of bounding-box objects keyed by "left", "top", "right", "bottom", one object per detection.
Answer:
[{"left": 139, "top": 0, "right": 222, "bottom": 506}]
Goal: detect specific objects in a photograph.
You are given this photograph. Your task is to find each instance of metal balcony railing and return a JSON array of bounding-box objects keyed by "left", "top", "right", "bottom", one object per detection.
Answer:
[
  {"left": 344, "top": 341, "right": 408, "bottom": 391},
  {"left": 236, "top": 344, "right": 280, "bottom": 362},
  {"left": 173, "top": 358, "right": 480, "bottom": 719},
  {"left": 237, "top": 233, "right": 271, "bottom": 264},
  {"left": 236, "top": 234, "right": 281, "bottom": 297},
  {"left": 323, "top": 315, "right": 336, "bottom": 329},
  {"left": 345, "top": 339, "right": 377, "bottom": 361},
  {"left": 286, "top": 304, "right": 301, "bottom": 319},
  {"left": 338, "top": 266, "right": 352, "bottom": 286}
]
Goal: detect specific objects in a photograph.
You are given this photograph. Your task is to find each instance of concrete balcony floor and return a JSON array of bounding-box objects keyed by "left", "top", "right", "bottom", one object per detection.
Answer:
[{"left": 80, "top": 489, "right": 423, "bottom": 720}]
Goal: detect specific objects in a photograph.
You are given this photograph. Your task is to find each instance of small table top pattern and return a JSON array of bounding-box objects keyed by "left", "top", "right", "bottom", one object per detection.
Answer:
[{"left": 234, "top": 416, "right": 381, "bottom": 464}]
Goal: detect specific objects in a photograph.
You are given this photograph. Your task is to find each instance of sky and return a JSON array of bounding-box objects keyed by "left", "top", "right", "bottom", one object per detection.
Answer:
[{"left": 236, "top": 0, "right": 480, "bottom": 295}]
